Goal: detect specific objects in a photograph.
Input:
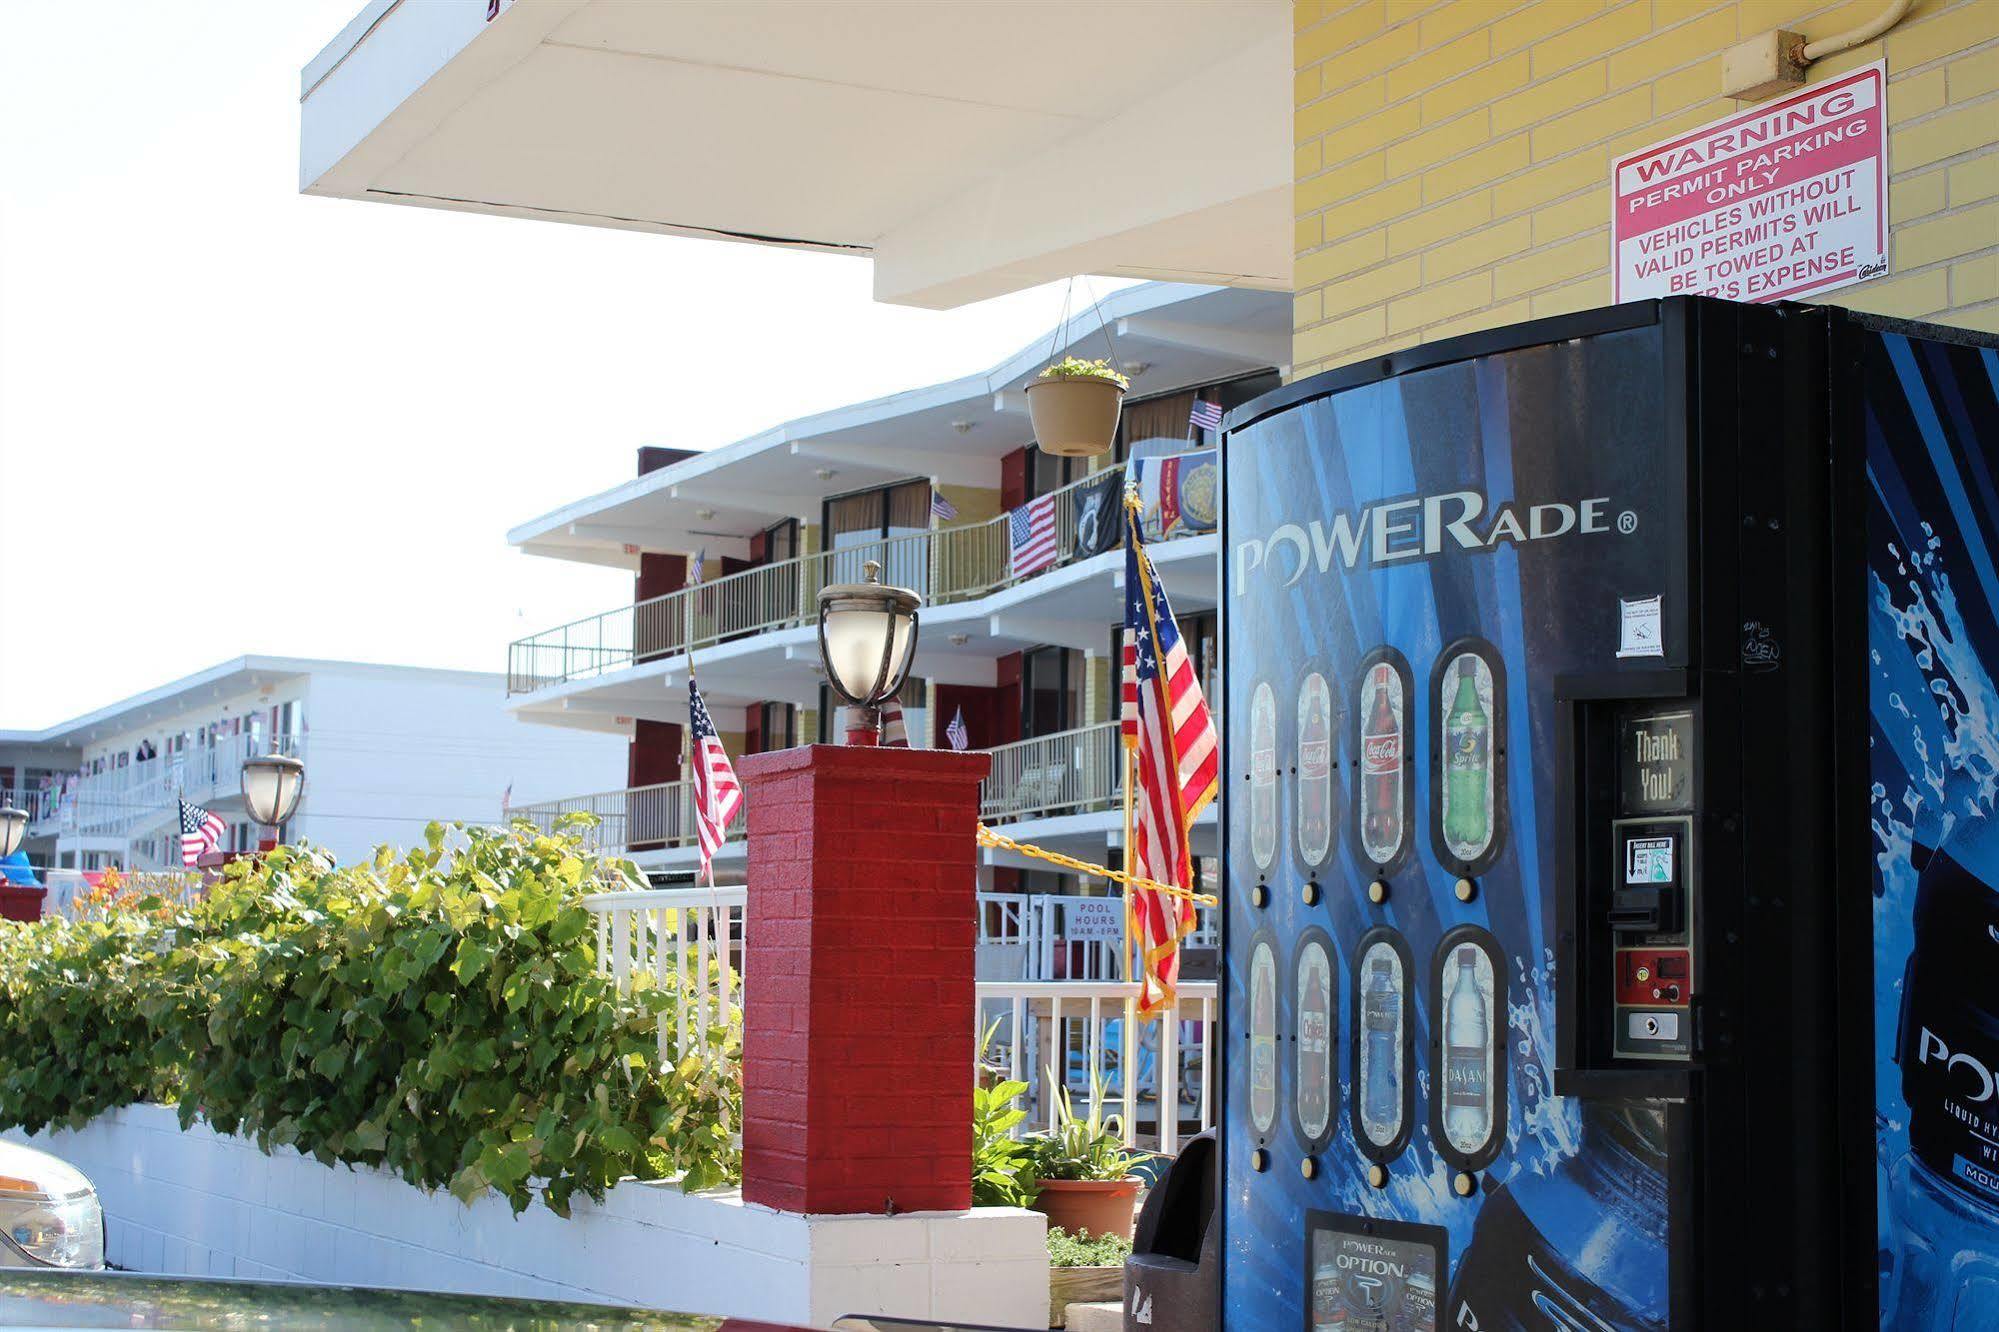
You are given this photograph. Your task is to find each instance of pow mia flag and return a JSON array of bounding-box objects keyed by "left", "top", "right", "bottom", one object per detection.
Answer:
[{"left": 1073, "top": 470, "right": 1127, "bottom": 560}]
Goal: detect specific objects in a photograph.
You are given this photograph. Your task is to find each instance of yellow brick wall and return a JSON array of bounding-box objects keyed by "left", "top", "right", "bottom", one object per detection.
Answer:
[{"left": 1293, "top": 0, "right": 1999, "bottom": 376}]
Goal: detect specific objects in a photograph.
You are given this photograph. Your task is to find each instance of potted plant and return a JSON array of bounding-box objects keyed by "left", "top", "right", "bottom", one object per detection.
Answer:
[
  {"left": 1046, "top": 1226, "right": 1132, "bottom": 1328},
  {"left": 1024, "top": 356, "right": 1129, "bottom": 458},
  {"left": 1027, "top": 1062, "right": 1143, "bottom": 1241}
]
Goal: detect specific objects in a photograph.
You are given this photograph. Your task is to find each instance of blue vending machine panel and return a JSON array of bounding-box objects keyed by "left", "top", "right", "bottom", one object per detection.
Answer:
[
  {"left": 1222, "top": 319, "right": 1691, "bottom": 1331},
  {"left": 1863, "top": 325, "right": 1999, "bottom": 1330}
]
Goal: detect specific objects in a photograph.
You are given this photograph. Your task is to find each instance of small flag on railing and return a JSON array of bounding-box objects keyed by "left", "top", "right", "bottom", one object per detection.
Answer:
[
  {"left": 879, "top": 699, "right": 909, "bottom": 748},
  {"left": 930, "top": 489, "right": 958, "bottom": 523},
  {"left": 689, "top": 548, "right": 706, "bottom": 586},
  {"left": 500, "top": 781, "right": 513, "bottom": 817},
  {"left": 1189, "top": 398, "right": 1224, "bottom": 433},
  {"left": 179, "top": 799, "right": 226, "bottom": 868},
  {"left": 688, "top": 679, "right": 742, "bottom": 886},
  {"left": 1008, "top": 494, "right": 1059, "bottom": 578},
  {"left": 946, "top": 707, "right": 970, "bottom": 751}
]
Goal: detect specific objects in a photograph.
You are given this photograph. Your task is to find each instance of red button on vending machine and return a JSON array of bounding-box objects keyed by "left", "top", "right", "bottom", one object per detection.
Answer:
[{"left": 1616, "top": 949, "right": 1692, "bottom": 1006}]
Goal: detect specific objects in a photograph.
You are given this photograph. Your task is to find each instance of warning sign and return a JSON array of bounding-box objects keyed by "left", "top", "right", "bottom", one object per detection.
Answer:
[{"left": 1613, "top": 62, "right": 1887, "bottom": 304}]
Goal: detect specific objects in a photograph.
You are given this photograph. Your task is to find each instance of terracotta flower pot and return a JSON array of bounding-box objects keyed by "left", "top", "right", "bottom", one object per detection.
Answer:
[
  {"left": 1033, "top": 1176, "right": 1140, "bottom": 1242},
  {"left": 1025, "top": 375, "right": 1125, "bottom": 458}
]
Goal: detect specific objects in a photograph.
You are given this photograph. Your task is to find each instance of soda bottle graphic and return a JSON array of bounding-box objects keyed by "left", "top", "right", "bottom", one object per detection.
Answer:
[
  {"left": 1298, "top": 945, "right": 1331, "bottom": 1139},
  {"left": 1361, "top": 953, "right": 1401, "bottom": 1145},
  {"left": 1447, "top": 1104, "right": 1671, "bottom": 1331},
  {"left": 1443, "top": 947, "right": 1490, "bottom": 1153},
  {"left": 1360, "top": 662, "right": 1403, "bottom": 866},
  {"left": 1250, "top": 682, "right": 1278, "bottom": 871},
  {"left": 1298, "top": 674, "right": 1333, "bottom": 866},
  {"left": 1884, "top": 805, "right": 1999, "bottom": 1330},
  {"left": 1442, "top": 654, "right": 1492, "bottom": 861},
  {"left": 1249, "top": 941, "right": 1278, "bottom": 1136}
]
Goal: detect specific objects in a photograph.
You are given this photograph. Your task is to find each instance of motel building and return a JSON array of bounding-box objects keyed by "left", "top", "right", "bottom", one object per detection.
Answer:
[
  {"left": 295, "top": 0, "right": 1999, "bottom": 1325},
  {"left": 501, "top": 280, "right": 1283, "bottom": 947},
  {"left": 0, "top": 656, "right": 621, "bottom": 898}
]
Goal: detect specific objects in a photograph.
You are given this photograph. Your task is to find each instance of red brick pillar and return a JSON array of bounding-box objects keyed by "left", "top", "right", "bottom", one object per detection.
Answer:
[{"left": 738, "top": 744, "right": 991, "bottom": 1215}]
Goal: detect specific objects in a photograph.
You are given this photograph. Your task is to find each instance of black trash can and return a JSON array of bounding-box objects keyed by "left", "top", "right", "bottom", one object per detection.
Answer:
[{"left": 1123, "top": 1130, "right": 1218, "bottom": 1332}]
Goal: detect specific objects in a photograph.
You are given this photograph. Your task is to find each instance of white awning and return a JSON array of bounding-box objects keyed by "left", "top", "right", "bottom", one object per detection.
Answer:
[{"left": 301, "top": 0, "right": 1292, "bottom": 309}]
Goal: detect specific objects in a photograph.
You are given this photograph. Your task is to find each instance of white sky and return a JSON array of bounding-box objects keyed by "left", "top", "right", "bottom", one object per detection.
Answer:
[{"left": 0, "top": 0, "right": 1119, "bottom": 730}]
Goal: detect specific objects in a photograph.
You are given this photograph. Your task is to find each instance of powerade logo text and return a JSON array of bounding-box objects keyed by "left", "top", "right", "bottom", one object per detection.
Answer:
[
  {"left": 1234, "top": 489, "right": 1635, "bottom": 594},
  {"left": 1916, "top": 1027, "right": 1998, "bottom": 1103}
]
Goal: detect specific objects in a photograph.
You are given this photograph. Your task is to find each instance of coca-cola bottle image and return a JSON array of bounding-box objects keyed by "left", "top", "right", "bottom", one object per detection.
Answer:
[
  {"left": 1443, "top": 947, "right": 1490, "bottom": 1152},
  {"left": 1250, "top": 682, "right": 1278, "bottom": 871},
  {"left": 1297, "top": 941, "right": 1332, "bottom": 1140},
  {"left": 1884, "top": 804, "right": 1999, "bottom": 1330},
  {"left": 1299, "top": 673, "right": 1332, "bottom": 866},
  {"left": 1447, "top": 1105, "right": 1671, "bottom": 1330},
  {"left": 1359, "top": 662, "right": 1403, "bottom": 866},
  {"left": 1361, "top": 953, "right": 1401, "bottom": 1145},
  {"left": 1249, "top": 940, "right": 1278, "bottom": 1136}
]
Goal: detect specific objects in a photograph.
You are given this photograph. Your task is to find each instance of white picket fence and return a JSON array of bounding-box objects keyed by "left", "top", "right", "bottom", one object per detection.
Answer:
[
  {"left": 585, "top": 884, "right": 1216, "bottom": 1155},
  {"left": 585, "top": 886, "right": 745, "bottom": 1068}
]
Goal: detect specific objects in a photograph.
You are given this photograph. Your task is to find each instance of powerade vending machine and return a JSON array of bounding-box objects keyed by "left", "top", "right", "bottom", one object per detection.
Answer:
[{"left": 1217, "top": 297, "right": 1999, "bottom": 1331}]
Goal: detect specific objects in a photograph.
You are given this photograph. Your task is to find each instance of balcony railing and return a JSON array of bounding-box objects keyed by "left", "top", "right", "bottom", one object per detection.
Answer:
[
  {"left": 979, "top": 722, "right": 1123, "bottom": 823},
  {"left": 512, "top": 781, "right": 697, "bottom": 855},
  {"left": 510, "top": 461, "right": 1137, "bottom": 695},
  {"left": 49, "top": 734, "right": 306, "bottom": 838},
  {"left": 978, "top": 889, "right": 1219, "bottom": 983}
]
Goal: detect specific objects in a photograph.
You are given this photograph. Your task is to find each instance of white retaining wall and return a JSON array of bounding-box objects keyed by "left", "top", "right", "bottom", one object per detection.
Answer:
[{"left": 6, "top": 1105, "right": 1047, "bottom": 1330}]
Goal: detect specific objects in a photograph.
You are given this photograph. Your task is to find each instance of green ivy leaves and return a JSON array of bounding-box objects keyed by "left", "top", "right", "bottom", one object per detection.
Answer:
[{"left": 0, "top": 821, "right": 741, "bottom": 1216}]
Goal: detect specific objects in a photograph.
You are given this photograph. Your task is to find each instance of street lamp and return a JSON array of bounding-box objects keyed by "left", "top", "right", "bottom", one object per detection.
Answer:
[
  {"left": 240, "top": 751, "right": 306, "bottom": 835},
  {"left": 0, "top": 802, "right": 25, "bottom": 860},
  {"left": 817, "top": 559, "right": 920, "bottom": 746}
]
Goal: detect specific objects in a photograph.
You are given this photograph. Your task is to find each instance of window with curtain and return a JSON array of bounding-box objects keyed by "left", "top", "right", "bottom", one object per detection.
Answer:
[{"left": 823, "top": 479, "right": 930, "bottom": 594}]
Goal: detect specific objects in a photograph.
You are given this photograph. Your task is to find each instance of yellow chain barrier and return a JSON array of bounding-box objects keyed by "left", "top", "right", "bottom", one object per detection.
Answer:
[{"left": 974, "top": 823, "right": 1220, "bottom": 907}]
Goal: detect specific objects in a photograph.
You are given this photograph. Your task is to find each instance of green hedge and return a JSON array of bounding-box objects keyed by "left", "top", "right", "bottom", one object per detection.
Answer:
[{"left": 0, "top": 821, "right": 739, "bottom": 1216}]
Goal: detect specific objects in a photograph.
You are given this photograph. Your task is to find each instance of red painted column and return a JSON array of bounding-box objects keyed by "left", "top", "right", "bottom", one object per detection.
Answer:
[{"left": 738, "top": 744, "right": 991, "bottom": 1215}]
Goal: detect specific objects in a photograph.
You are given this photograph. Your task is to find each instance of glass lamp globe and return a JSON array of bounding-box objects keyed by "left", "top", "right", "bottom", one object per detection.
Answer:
[
  {"left": 0, "top": 803, "right": 25, "bottom": 860},
  {"left": 241, "top": 752, "right": 306, "bottom": 828},
  {"left": 816, "top": 560, "right": 921, "bottom": 740}
]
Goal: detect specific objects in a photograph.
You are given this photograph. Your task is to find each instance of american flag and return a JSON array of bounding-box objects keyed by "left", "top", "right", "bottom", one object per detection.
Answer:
[
  {"left": 930, "top": 490, "right": 958, "bottom": 523},
  {"left": 945, "top": 707, "right": 970, "bottom": 751},
  {"left": 688, "top": 548, "right": 706, "bottom": 586},
  {"left": 1123, "top": 519, "right": 1219, "bottom": 1016},
  {"left": 879, "top": 699, "right": 909, "bottom": 748},
  {"left": 1008, "top": 495, "right": 1059, "bottom": 578},
  {"left": 179, "top": 799, "right": 226, "bottom": 868},
  {"left": 1189, "top": 398, "right": 1225, "bottom": 432},
  {"left": 688, "top": 679, "right": 742, "bottom": 885}
]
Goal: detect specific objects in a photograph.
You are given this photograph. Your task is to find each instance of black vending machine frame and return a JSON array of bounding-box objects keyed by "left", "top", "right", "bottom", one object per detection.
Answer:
[{"left": 1217, "top": 296, "right": 1874, "bottom": 1330}]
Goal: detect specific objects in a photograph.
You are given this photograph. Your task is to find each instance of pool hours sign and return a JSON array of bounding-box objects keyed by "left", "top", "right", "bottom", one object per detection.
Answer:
[{"left": 1612, "top": 62, "right": 1887, "bottom": 304}]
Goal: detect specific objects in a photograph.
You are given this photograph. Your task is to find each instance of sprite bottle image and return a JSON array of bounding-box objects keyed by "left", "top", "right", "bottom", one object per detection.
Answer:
[{"left": 1442, "top": 653, "right": 1492, "bottom": 861}]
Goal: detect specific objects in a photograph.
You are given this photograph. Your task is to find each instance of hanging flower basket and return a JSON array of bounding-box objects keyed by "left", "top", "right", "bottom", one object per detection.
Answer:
[{"left": 1026, "top": 357, "right": 1129, "bottom": 458}]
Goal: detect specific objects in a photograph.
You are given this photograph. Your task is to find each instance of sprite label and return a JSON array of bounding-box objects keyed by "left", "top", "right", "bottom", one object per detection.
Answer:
[{"left": 1441, "top": 653, "right": 1493, "bottom": 861}]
